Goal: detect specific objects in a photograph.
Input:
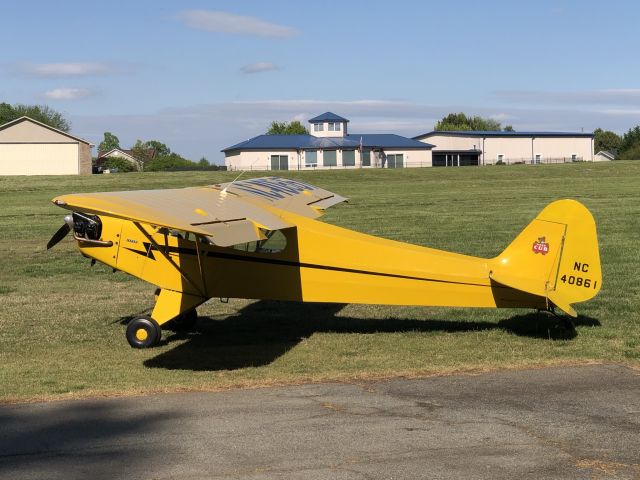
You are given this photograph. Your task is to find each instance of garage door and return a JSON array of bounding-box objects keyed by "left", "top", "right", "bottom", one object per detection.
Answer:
[{"left": 0, "top": 143, "right": 79, "bottom": 175}]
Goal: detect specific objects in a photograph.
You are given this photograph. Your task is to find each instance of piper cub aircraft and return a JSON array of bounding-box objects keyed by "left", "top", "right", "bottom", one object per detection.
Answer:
[{"left": 48, "top": 177, "right": 601, "bottom": 348}]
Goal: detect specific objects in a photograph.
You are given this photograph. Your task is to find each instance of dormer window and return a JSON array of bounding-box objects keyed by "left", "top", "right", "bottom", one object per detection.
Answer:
[
  {"left": 328, "top": 122, "right": 341, "bottom": 132},
  {"left": 313, "top": 123, "right": 324, "bottom": 132}
]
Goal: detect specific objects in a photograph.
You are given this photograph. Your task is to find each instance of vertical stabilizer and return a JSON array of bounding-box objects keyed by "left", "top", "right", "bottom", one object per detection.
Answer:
[{"left": 490, "top": 200, "right": 601, "bottom": 317}]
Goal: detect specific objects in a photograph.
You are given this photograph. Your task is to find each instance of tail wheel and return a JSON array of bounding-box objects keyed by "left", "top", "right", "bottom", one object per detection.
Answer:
[
  {"left": 166, "top": 309, "right": 198, "bottom": 332},
  {"left": 126, "top": 315, "right": 161, "bottom": 348}
]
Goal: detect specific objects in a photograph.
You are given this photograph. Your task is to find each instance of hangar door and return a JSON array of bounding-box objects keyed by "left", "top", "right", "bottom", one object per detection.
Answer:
[
  {"left": 0, "top": 143, "right": 79, "bottom": 175},
  {"left": 432, "top": 152, "right": 479, "bottom": 167}
]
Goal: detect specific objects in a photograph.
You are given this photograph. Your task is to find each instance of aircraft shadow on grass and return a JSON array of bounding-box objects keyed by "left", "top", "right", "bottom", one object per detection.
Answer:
[{"left": 141, "top": 301, "right": 601, "bottom": 372}]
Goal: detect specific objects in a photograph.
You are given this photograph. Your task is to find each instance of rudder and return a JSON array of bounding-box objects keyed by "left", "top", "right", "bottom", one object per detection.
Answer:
[{"left": 490, "top": 199, "right": 601, "bottom": 317}]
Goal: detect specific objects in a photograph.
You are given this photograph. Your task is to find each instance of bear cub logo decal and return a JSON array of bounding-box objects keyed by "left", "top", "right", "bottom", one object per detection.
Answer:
[{"left": 532, "top": 236, "right": 550, "bottom": 255}]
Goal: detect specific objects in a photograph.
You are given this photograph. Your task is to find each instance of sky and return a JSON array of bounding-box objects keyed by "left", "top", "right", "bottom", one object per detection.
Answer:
[{"left": 1, "top": 0, "right": 639, "bottom": 163}]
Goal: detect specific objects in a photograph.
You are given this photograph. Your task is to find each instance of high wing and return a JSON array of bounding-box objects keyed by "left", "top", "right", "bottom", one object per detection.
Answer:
[
  {"left": 211, "top": 176, "right": 347, "bottom": 217},
  {"left": 51, "top": 177, "right": 347, "bottom": 247}
]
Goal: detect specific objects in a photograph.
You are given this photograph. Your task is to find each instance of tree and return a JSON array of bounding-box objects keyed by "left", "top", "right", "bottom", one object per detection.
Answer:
[
  {"left": 267, "top": 120, "right": 308, "bottom": 135},
  {"left": 619, "top": 143, "right": 640, "bottom": 160},
  {"left": 503, "top": 125, "right": 514, "bottom": 132},
  {"left": 98, "top": 132, "right": 120, "bottom": 153},
  {"left": 198, "top": 156, "right": 209, "bottom": 167},
  {"left": 593, "top": 128, "right": 621, "bottom": 154},
  {"left": 434, "top": 113, "right": 502, "bottom": 131},
  {"left": 618, "top": 126, "right": 640, "bottom": 159},
  {"left": 0, "top": 102, "right": 70, "bottom": 131},
  {"left": 143, "top": 140, "right": 171, "bottom": 156},
  {"left": 0, "top": 103, "right": 16, "bottom": 125},
  {"left": 130, "top": 139, "right": 155, "bottom": 164}
]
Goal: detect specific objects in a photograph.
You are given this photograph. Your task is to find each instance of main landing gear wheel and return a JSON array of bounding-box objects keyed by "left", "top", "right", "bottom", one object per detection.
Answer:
[
  {"left": 166, "top": 309, "right": 198, "bottom": 332},
  {"left": 126, "top": 315, "right": 161, "bottom": 348}
]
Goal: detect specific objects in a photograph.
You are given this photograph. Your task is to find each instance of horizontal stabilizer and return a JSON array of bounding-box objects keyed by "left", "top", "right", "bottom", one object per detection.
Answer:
[{"left": 546, "top": 291, "right": 578, "bottom": 318}]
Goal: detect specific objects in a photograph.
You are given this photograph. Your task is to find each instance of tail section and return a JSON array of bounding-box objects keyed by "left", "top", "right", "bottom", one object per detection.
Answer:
[{"left": 490, "top": 200, "right": 601, "bottom": 317}]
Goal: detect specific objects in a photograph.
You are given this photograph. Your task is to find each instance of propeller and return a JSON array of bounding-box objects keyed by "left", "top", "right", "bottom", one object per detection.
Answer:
[{"left": 46, "top": 215, "right": 74, "bottom": 250}]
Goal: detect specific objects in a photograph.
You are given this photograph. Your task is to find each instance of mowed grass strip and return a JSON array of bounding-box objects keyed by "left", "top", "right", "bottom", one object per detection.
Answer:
[{"left": 0, "top": 162, "right": 638, "bottom": 402}]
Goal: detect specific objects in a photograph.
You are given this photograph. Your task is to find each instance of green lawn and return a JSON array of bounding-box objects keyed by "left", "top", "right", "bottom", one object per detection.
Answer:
[{"left": 0, "top": 162, "right": 638, "bottom": 402}]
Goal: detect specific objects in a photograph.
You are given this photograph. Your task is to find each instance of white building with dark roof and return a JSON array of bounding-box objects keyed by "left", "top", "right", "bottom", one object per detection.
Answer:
[
  {"left": 413, "top": 130, "right": 594, "bottom": 166},
  {"left": 222, "top": 112, "right": 434, "bottom": 171}
]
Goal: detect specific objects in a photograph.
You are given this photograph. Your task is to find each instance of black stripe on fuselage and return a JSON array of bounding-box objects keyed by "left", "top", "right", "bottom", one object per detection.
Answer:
[{"left": 149, "top": 244, "right": 490, "bottom": 289}]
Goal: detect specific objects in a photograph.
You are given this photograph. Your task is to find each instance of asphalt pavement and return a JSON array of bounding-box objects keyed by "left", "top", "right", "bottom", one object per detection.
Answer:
[{"left": 0, "top": 364, "right": 638, "bottom": 479}]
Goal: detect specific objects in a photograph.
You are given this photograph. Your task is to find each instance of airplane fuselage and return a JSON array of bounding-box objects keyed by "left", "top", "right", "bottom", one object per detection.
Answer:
[{"left": 78, "top": 209, "right": 545, "bottom": 327}]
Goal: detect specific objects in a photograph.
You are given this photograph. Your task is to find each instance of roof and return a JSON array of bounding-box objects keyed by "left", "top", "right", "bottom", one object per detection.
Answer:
[
  {"left": 0, "top": 116, "right": 94, "bottom": 145},
  {"left": 413, "top": 130, "right": 594, "bottom": 140},
  {"left": 222, "top": 133, "right": 434, "bottom": 152},
  {"left": 308, "top": 112, "right": 349, "bottom": 123},
  {"left": 595, "top": 150, "right": 616, "bottom": 159},
  {"left": 97, "top": 147, "right": 157, "bottom": 162},
  {"left": 432, "top": 149, "right": 482, "bottom": 153},
  {"left": 347, "top": 134, "right": 434, "bottom": 149}
]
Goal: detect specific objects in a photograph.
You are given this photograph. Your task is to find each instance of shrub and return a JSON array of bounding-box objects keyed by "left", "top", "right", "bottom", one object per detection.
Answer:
[
  {"left": 619, "top": 143, "right": 640, "bottom": 160},
  {"left": 144, "top": 154, "right": 197, "bottom": 172}
]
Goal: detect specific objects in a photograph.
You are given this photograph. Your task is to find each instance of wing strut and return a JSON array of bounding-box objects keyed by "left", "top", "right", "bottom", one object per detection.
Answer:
[
  {"left": 195, "top": 235, "right": 208, "bottom": 296},
  {"left": 134, "top": 222, "right": 206, "bottom": 297}
]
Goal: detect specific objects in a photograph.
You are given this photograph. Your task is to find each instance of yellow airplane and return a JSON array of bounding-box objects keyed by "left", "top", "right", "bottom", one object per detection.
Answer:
[{"left": 47, "top": 176, "right": 601, "bottom": 348}]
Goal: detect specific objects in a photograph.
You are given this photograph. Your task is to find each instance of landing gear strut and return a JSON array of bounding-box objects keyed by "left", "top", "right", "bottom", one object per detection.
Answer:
[
  {"left": 125, "top": 288, "right": 205, "bottom": 348},
  {"left": 166, "top": 309, "right": 198, "bottom": 332}
]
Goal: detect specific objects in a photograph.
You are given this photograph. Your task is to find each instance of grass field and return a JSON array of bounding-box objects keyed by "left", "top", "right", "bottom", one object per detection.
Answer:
[{"left": 0, "top": 162, "right": 638, "bottom": 402}]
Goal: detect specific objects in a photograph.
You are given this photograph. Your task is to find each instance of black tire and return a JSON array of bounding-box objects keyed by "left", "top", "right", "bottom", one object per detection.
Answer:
[
  {"left": 126, "top": 315, "right": 161, "bottom": 348},
  {"left": 166, "top": 309, "right": 198, "bottom": 332}
]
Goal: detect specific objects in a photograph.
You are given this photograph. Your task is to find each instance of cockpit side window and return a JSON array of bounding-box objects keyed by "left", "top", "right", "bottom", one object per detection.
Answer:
[{"left": 231, "top": 230, "right": 286, "bottom": 254}]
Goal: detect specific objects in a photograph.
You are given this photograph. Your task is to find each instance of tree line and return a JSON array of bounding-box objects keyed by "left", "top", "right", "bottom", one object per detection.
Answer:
[
  {"left": 3, "top": 103, "right": 640, "bottom": 164},
  {"left": 97, "top": 132, "right": 215, "bottom": 172},
  {"left": 592, "top": 127, "right": 640, "bottom": 159},
  {"left": 0, "top": 102, "right": 70, "bottom": 131}
]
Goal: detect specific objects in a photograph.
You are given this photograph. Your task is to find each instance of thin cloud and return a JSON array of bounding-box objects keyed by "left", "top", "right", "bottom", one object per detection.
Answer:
[
  {"left": 16, "top": 62, "right": 116, "bottom": 78},
  {"left": 489, "top": 112, "right": 515, "bottom": 121},
  {"left": 177, "top": 10, "right": 298, "bottom": 38},
  {"left": 240, "top": 62, "right": 280, "bottom": 74},
  {"left": 493, "top": 89, "right": 640, "bottom": 106},
  {"left": 44, "top": 88, "right": 92, "bottom": 100}
]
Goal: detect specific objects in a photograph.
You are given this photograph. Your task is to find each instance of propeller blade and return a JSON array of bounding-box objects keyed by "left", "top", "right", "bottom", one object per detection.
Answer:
[{"left": 46, "top": 223, "right": 71, "bottom": 250}]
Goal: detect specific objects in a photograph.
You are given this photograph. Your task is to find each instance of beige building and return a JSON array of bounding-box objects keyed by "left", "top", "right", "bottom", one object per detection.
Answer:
[
  {"left": 0, "top": 116, "right": 93, "bottom": 175},
  {"left": 223, "top": 112, "right": 434, "bottom": 171},
  {"left": 414, "top": 130, "right": 594, "bottom": 166}
]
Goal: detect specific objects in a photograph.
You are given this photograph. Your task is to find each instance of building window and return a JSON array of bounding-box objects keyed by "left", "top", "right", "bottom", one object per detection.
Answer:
[
  {"left": 328, "top": 122, "right": 341, "bottom": 132},
  {"left": 535, "top": 154, "right": 541, "bottom": 164},
  {"left": 387, "top": 154, "right": 404, "bottom": 168},
  {"left": 571, "top": 154, "right": 578, "bottom": 161},
  {"left": 361, "top": 149, "right": 371, "bottom": 167},
  {"left": 270, "top": 155, "right": 288, "bottom": 170},
  {"left": 342, "top": 150, "right": 355, "bottom": 167},
  {"left": 497, "top": 154, "right": 505, "bottom": 164},
  {"left": 323, "top": 150, "right": 337, "bottom": 167},
  {"left": 313, "top": 123, "right": 324, "bottom": 132},
  {"left": 305, "top": 150, "right": 317, "bottom": 167}
]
